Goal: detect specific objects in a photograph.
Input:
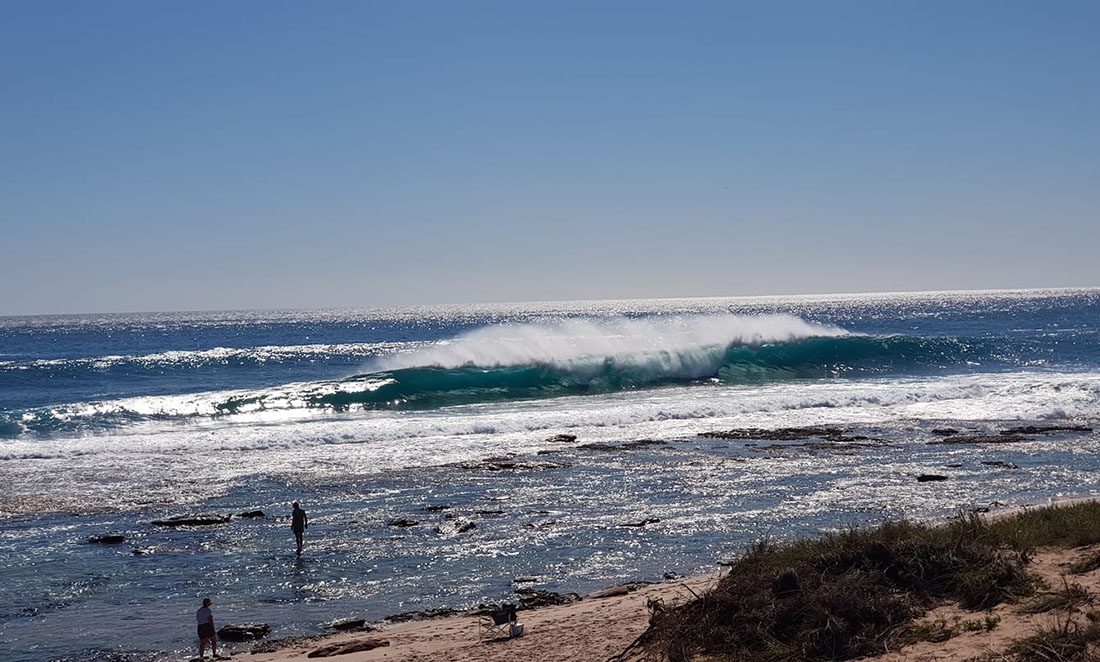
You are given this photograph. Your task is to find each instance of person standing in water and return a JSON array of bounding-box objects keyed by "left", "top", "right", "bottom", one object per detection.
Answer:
[
  {"left": 291, "top": 502, "right": 308, "bottom": 555},
  {"left": 196, "top": 597, "right": 217, "bottom": 659}
]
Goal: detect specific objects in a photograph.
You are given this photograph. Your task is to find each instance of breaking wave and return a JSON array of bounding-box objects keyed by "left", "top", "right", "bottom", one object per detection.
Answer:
[{"left": 0, "top": 315, "right": 1013, "bottom": 437}]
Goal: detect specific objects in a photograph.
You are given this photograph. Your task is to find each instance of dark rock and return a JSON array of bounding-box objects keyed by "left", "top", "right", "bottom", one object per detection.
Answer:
[
  {"left": 547, "top": 434, "right": 577, "bottom": 443},
  {"left": 251, "top": 635, "right": 331, "bottom": 654},
  {"left": 700, "top": 427, "right": 869, "bottom": 443},
  {"left": 434, "top": 520, "right": 477, "bottom": 535},
  {"left": 475, "top": 510, "right": 505, "bottom": 516},
  {"left": 88, "top": 535, "right": 126, "bottom": 544},
  {"left": 513, "top": 577, "right": 539, "bottom": 584},
  {"left": 536, "top": 449, "right": 562, "bottom": 455},
  {"left": 578, "top": 439, "right": 668, "bottom": 452},
  {"left": 931, "top": 428, "right": 960, "bottom": 436},
  {"left": 917, "top": 474, "right": 949, "bottom": 482},
  {"left": 981, "top": 460, "right": 1021, "bottom": 469},
  {"left": 237, "top": 510, "right": 265, "bottom": 519},
  {"left": 307, "top": 638, "right": 389, "bottom": 657},
  {"left": 387, "top": 519, "right": 419, "bottom": 528},
  {"left": 152, "top": 514, "right": 231, "bottom": 527},
  {"left": 945, "top": 463, "right": 964, "bottom": 468},
  {"left": 453, "top": 456, "right": 568, "bottom": 472},
  {"left": 929, "top": 433, "right": 1030, "bottom": 445},
  {"left": 385, "top": 607, "right": 467, "bottom": 622},
  {"left": 217, "top": 623, "right": 270, "bottom": 641},
  {"left": 619, "top": 517, "right": 660, "bottom": 528},
  {"left": 422, "top": 504, "right": 450, "bottom": 512},
  {"left": 523, "top": 520, "right": 556, "bottom": 529},
  {"left": 663, "top": 572, "right": 683, "bottom": 581},
  {"left": 323, "top": 618, "right": 369, "bottom": 631},
  {"left": 1001, "top": 425, "right": 1092, "bottom": 435},
  {"left": 514, "top": 588, "right": 580, "bottom": 610}
]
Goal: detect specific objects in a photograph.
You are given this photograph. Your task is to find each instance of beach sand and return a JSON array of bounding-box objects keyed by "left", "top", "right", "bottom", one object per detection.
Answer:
[{"left": 243, "top": 575, "right": 719, "bottom": 662}]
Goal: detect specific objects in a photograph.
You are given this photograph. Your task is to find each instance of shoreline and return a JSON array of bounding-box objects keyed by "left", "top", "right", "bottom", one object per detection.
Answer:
[{"left": 223, "top": 497, "right": 1100, "bottom": 662}]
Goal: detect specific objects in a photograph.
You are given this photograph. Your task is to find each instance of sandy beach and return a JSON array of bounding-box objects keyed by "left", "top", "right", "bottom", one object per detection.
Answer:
[{"left": 243, "top": 575, "right": 719, "bottom": 662}]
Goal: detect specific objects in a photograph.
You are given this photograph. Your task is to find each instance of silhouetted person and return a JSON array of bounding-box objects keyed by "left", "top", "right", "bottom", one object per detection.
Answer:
[
  {"left": 291, "top": 501, "right": 308, "bottom": 554},
  {"left": 196, "top": 597, "right": 217, "bottom": 659}
]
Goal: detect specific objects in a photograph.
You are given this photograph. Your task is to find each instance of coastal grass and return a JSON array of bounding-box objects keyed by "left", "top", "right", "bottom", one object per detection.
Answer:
[
  {"left": 643, "top": 502, "right": 1100, "bottom": 662},
  {"left": 1003, "top": 617, "right": 1100, "bottom": 661}
]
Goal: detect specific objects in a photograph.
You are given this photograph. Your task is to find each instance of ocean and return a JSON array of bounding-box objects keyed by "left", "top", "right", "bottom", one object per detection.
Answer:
[{"left": 2, "top": 288, "right": 1099, "bottom": 661}]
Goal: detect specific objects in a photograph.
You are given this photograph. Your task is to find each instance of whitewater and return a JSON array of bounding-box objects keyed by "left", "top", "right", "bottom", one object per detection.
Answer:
[{"left": 1, "top": 288, "right": 1099, "bottom": 661}]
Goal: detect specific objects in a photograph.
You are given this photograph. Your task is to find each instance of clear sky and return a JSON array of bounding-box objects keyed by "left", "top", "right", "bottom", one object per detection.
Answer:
[{"left": 2, "top": 1, "right": 1098, "bottom": 315}]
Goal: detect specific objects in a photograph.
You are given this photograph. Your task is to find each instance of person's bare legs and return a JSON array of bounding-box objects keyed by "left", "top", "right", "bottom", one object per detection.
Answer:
[
  {"left": 295, "top": 530, "right": 303, "bottom": 554},
  {"left": 199, "top": 635, "right": 207, "bottom": 659}
]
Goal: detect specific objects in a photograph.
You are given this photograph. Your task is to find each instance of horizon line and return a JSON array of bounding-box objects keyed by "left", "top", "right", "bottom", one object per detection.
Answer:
[{"left": 3, "top": 284, "right": 1098, "bottom": 320}]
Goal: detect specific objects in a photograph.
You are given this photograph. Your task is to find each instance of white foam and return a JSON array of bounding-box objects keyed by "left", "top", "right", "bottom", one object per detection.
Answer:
[
  {"left": 4, "top": 370, "right": 1099, "bottom": 511},
  {"left": 373, "top": 315, "right": 848, "bottom": 374}
]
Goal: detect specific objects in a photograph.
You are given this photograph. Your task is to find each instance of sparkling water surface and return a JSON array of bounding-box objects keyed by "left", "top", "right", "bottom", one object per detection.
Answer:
[{"left": 2, "top": 289, "right": 1099, "bottom": 661}]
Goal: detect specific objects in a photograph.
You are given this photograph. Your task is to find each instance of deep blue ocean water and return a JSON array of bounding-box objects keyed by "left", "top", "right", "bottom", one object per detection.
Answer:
[{"left": 2, "top": 289, "right": 1099, "bottom": 661}]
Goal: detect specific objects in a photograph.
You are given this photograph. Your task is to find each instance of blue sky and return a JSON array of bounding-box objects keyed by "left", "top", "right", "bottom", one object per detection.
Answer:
[{"left": 2, "top": 1, "right": 1098, "bottom": 314}]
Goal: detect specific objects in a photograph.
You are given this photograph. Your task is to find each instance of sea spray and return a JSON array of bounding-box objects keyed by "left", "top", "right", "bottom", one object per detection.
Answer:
[{"left": 372, "top": 314, "right": 850, "bottom": 372}]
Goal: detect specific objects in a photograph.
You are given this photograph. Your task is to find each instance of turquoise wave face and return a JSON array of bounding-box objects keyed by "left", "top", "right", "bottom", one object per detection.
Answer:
[{"left": 299, "top": 334, "right": 989, "bottom": 411}]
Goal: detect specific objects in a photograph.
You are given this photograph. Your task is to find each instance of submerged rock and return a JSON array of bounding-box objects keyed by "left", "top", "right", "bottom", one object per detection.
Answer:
[
  {"left": 152, "top": 514, "right": 231, "bottom": 527},
  {"left": 236, "top": 510, "right": 265, "bottom": 519},
  {"left": 454, "top": 456, "right": 568, "bottom": 472},
  {"left": 387, "top": 518, "right": 419, "bottom": 528},
  {"left": 981, "top": 460, "right": 1021, "bottom": 469},
  {"left": 929, "top": 433, "right": 1030, "bottom": 445},
  {"left": 434, "top": 520, "right": 477, "bottom": 536},
  {"left": 619, "top": 517, "right": 660, "bottom": 528},
  {"left": 579, "top": 439, "right": 668, "bottom": 452},
  {"left": 88, "top": 535, "right": 126, "bottom": 544},
  {"left": 217, "top": 623, "right": 270, "bottom": 641},
  {"left": 547, "top": 434, "right": 577, "bottom": 443},
  {"left": 916, "top": 474, "right": 949, "bottom": 482}
]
